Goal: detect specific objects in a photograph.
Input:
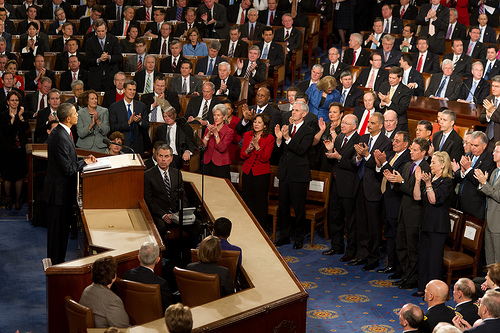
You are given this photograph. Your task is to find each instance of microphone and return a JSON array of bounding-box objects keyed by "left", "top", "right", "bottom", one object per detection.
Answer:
[
  {"left": 103, "top": 138, "right": 136, "bottom": 160},
  {"left": 461, "top": 80, "right": 478, "bottom": 106}
]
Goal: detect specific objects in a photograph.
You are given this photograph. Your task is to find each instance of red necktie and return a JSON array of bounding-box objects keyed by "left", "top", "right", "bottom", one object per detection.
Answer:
[
  {"left": 249, "top": 24, "right": 254, "bottom": 40},
  {"left": 86, "top": 24, "right": 93, "bottom": 34},
  {"left": 340, "top": 137, "right": 348, "bottom": 151},
  {"left": 270, "top": 12, "right": 274, "bottom": 25},
  {"left": 400, "top": 6, "right": 405, "bottom": 18},
  {"left": 39, "top": 95, "right": 45, "bottom": 110},
  {"left": 352, "top": 50, "right": 356, "bottom": 65},
  {"left": 70, "top": 131, "right": 74, "bottom": 141},
  {"left": 146, "top": 8, "right": 150, "bottom": 21},
  {"left": 291, "top": 125, "right": 296, "bottom": 138},
  {"left": 137, "top": 56, "right": 142, "bottom": 71},
  {"left": 72, "top": 72, "right": 77, "bottom": 81},
  {"left": 467, "top": 43, "right": 474, "bottom": 56},
  {"left": 416, "top": 54, "right": 423, "bottom": 72},
  {"left": 240, "top": 11, "right": 245, "bottom": 24},
  {"left": 123, "top": 21, "right": 129, "bottom": 37},
  {"left": 161, "top": 40, "right": 167, "bottom": 55},
  {"left": 358, "top": 112, "right": 370, "bottom": 135}
]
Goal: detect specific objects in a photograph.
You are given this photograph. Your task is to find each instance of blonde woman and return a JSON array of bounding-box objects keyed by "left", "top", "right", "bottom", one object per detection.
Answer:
[{"left": 306, "top": 76, "right": 340, "bottom": 122}]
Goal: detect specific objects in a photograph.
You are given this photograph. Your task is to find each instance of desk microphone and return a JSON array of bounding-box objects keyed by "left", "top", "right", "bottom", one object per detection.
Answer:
[
  {"left": 102, "top": 138, "right": 137, "bottom": 160},
  {"left": 461, "top": 81, "right": 479, "bottom": 110}
]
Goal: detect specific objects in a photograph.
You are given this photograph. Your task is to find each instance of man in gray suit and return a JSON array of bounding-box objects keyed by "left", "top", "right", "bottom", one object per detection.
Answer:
[
  {"left": 169, "top": 59, "right": 202, "bottom": 96},
  {"left": 124, "top": 37, "right": 148, "bottom": 73},
  {"left": 477, "top": 141, "right": 500, "bottom": 265}
]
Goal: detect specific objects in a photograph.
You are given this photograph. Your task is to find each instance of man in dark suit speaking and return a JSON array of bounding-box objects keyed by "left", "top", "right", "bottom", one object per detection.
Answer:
[{"left": 43, "top": 103, "right": 96, "bottom": 265}]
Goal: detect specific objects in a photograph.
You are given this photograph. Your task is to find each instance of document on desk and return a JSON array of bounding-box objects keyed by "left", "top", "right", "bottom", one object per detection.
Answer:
[{"left": 83, "top": 157, "right": 112, "bottom": 171}]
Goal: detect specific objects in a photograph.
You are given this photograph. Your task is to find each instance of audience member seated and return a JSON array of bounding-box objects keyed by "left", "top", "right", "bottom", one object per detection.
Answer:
[
  {"left": 353, "top": 91, "right": 377, "bottom": 136},
  {"left": 273, "top": 13, "right": 302, "bottom": 68},
  {"left": 482, "top": 46, "right": 500, "bottom": 81},
  {"left": 124, "top": 38, "right": 148, "bottom": 73},
  {"left": 398, "top": 303, "right": 424, "bottom": 333},
  {"left": 119, "top": 25, "right": 140, "bottom": 54},
  {"left": 105, "top": 131, "right": 125, "bottom": 156},
  {"left": 362, "top": 18, "right": 385, "bottom": 50},
  {"left": 76, "top": 90, "right": 110, "bottom": 153},
  {"left": 0, "top": 37, "right": 15, "bottom": 58},
  {"left": 79, "top": 256, "right": 130, "bottom": 328},
  {"left": 212, "top": 217, "right": 243, "bottom": 268},
  {"left": 159, "top": 40, "right": 186, "bottom": 74},
  {"left": 380, "top": 3, "right": 403, "bottom": 34},
  {"left": 133, "top": 55, "right": 162, "bottom": 94},
  {"left": 279, "top": 86, "right": 299, "bottom": 112},
  {"left": 19, "top": 21, "right": 50, "bottom": 70},
  {"left": 24, "top": 54, "right": 55, "bottom": 92},
  {"left": 381, "top": 110, "right": 399, "bottom": 139},
  {"left": 464, "top": 26, "right": 487, "bottom": 60},
  {"left": 222, "top": 99, "right": 241, "bottom": 161},
  {"left": 54, "top": 38, "right": 86, "bottom": 72},
  {"left": 322, "top": 47, "right": 350, "bottom": 81},
  {"left": 413, "top": 37, "right": 440, "bottom": 74},
  {"left": 77, "top": 4, "right": 104, "bottom": 35},
  {"left": 477, "top": 13, "right": 497, "bottom": 44},
  {"left": 48, "top": 9, "right": 76, "bottom": 36},
  {"left": 220, "top": 25, "right": 248, "bottom": 58},
  {"left": 143, "top": 7, "right": 167, "bottom": 38},
  {"left": 258, "top": 0, "right": 282, "bottom": 26},
  {"left": 240, "top": 8, "right": 264, "bottom": 42},
  {"left": 394, "top": 23, "right": 417, "bottom": 53},
  {"left": 376, "top": 35, "right": 402, "bottom": 69},
  {"left": 0, "top": 72, "right": 24, "bottom": 106},
  {"left": 170, "top": 60, "right": 203, "bottom": 96},
  {"left": 336, "top": 71, "right": 363, "bottom": 108},
  {"left": 399, "top": 53, "right": 425, "bottom": 96},
  {"left": 102, "top": 72, "right": 126, "bottom": 110},
  {"left": 296, "top": 64, "right": 324, "bottom": 93},
  {"left": 142, "top": 76, "right": 181, "bottom": 122},
  {"left": 183, "top": 28, "right": 208, "bottom": 57},
  {"left": 144, "top": 140, "right": 164, "bottom": 169},
  {"left": 164, "top": 303, "right": 193, "bottom": 333},
  {"left": 342, "top": 33, "right": 371, "bottom": 67},
  {"left": 186, "top": 235, "right": 234, "bottom": 297},
  {"left": 185, "top": 81, "right": 222, "bottom": 126},
  {"left": 457, "top": 62, "right": 490, "bottom": 104},
  {"left": 123, "top": 241, "right": 174, "bottom": 311},
  {"left": 424, "top": 59, "right": 463, "bottom": 101},
  {"left": 421, "top": 280, "right": 455, "bottom": 332},
  {"left": 195, "top": 40, "right": 224, "bottom": 75},
  {"left": 149, "top": 22, "right": 172, "bottom": 55},
  {"left": 173, "top": 8, "right": 198, "bottom": 38},
  {"left": 195, "top": 0, "right": 230, "bottom": 39},
  {"left": 60, "top": 55, "right": 88, "bottom": 92},
  {"left": 227, "top": 0, "right": 251, "bottom": 24},
  {"left": 35, "top": 88, "right": 60, "bottom": 143},
  {"left": 17, "top": 6, "right": 46, "bottom": 34},
  {"left": 453, "top": 289, "right": 500, "bottom": 333},
  {"left": 306, "top": 76, "right": 340, "bottom": 123},
  {"left": 110, "top": 5, "right": 140, "bottom": 37},
  {"left": 443, "top": 39, "right": 473, "bottom": 78},
  {"left": 41, "top": 0, "right": 74, "bottom": 20},
  {"left": 24, "top": 76, "right": 51, "bottom": 117},
  {"left": 353, "top": 53, "right": 389, "bottom": 92},
  {"left": 453, "top": 278, "right": 481, "bottom": 327}
]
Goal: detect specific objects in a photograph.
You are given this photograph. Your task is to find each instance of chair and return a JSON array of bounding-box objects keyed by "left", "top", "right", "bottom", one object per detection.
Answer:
[
  {"left": 190, "top": 249, "right": 240, "bottom": 284},
  {"left": 114, "top": 278, "right": 163, "bottom": 325},
  {"left": 173, "top": 266, "right": 221, "bottom": 307},
  {"left": 349, "top": 66, "right": 365, "bottom": 82},
  {"left": 422, "top": 72, "right": 432, "bottom": 92},
  {"left": 305, "top": 14, "right": 321, "bottom": 68},
  {"left": 443, "top": 215, "right": 487, "bottom": 287},
  {"left": 64, "top": 296, "right": 95, "bottom": 333},
  {"left": 289, "top": 27, "right": 305, "bottom": 85},
  {"left": 444, "top": 208, "right": 465, "bottom": 252},
  {"left": 266, "top": 41, "right": 287, "bottom": 101}
]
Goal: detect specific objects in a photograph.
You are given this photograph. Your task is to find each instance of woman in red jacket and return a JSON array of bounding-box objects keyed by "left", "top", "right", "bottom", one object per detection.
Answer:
[
  {"left": 202, "top": 104, "right": 234, "bottom": 180},
  {"left": 240, "top": 113, "right": 275, "bottom": 227}
]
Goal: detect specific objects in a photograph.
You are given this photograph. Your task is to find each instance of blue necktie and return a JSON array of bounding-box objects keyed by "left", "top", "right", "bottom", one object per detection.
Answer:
[
  {"left": 358, "top": 137, "right": 372, "bottom": 179},
  {"left": 127, "top": 103, "right": 134, "bottom": 142},
  {"left": 262, "top": 45, "right": 269, "bottom": 59},
  {"left": 466, "top": 81, "right": 478, "bottom": 103},
  {"left": 340, "top": 90, "right": 347, "bottom": 105},
  {"left": 207, "top": 59, "right": 214, "bottom": 75},
  {"left": 436, "top": 76, "right": 448, "bottom": 98},
  {"left": 485, "top": 62, "right": 492, "bottom": 80},
  {"left": 257, "top": 108, "right": 262, "bottom": 114},
  {"left": 438, "top": 134, "right": 446, "bottom": 151}
]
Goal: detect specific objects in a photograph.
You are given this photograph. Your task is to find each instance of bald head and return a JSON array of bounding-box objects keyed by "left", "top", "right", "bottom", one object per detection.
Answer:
[{"left": 425, "top": 280, "right": 449, "bottom": 306}]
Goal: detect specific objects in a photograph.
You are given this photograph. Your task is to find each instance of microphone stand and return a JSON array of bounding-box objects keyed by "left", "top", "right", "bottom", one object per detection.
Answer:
[
  {"left": 102, "top": 138, "right": 136, "bottom": 160},
  {"left": 176, "top": 143, "right": 185, "bottom": 260}
]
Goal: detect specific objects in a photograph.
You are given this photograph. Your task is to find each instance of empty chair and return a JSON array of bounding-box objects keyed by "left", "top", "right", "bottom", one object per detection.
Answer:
[
  {"left": 173, "top": 267, "right": 221, "bottom": 307},
  {"left": 114, "top": 278, "right": 163, "bottom": 325},
  {"left": 64, "top": 296, "right": 95, "bottom": 333}
]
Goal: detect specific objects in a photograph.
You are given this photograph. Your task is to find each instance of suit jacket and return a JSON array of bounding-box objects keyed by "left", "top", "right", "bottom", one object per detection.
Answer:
[
  {"left": 273, "top": 27, "right": 302, "bottom": 52},
  {"left": 384, "top": 16, "right": 404, "bottom": 34},
  {"left": 233, "top": 59, "right": 266, "bottom": 86},
  {"left": 41, "top": 1, "right": 74, "bottom": 20},
  {"left": 342, "top": 48, "right": 371, "bottom": 67},
  {"left": 195, "top": 3, "right": 230, "bottom": 39},
  {"left": 463, "top": 40, "right": 487, "bottom": 60},
  {"left": 226, "top": 3, "right": 248, "bottom": 24},
  {"left": 59, "top": 69, "right": 88, "bottom": 92},
  {"left": 480, "top": 25, "right": 497, "bottom": 44},
  {"left": 423, "top": 303, "right": 455, "bottom": 333},
  {"left": 85, "top": 33, "right": 122, "bottom": 91},
  {"left": 77, "top": 17, "right": 93, "bottom": 35},
  {"left": 74, "top": 5, "right": 92, "bottom": 19},
  {"left": 47, "top": 20, "right": 76, "bottom": 35},
  {"left": 124, "top": 54, "right": 144, "bottom": 72},
  {"left": 404, "top": 67, "right": 425, "bottom": 96},
  {"left": 50, "top": 36, "right": 81, "bottom": 53},
  {"left": 354, "top": 67, "right": 389, "bottom": 92},
  {"left": 415, "top": 4, "right": 449, "bottom": 54},
  {"left": 322, "top": 61, "right": 350, "bottom": 81},
  {"left": 330, "top": 131, "right": 361, "bottom": 198},
  {"left": 149, "top": 35, "right": 172, "bottom": 56},
  {"left": 24, "top": 69, "right": 55, "bottom": 91},
  {"left": 170, "top": 75, "right": 203, "bottom": 95},
  {"left": 186, "top": 261, "right": 234, "bottom": 296},
  {"left": 79, "top": 283, "right": 129, "bottom": 328},
  {"left": 135, "top": 6, "right": 155, "bottom": 21},
  {"left": 380, "top": 149, "right": 412, "bottom": 218},
  {"left": 195, "top": 56, "right": 224, "bottom": 75},
  {"left": 35, "top": 106, "right": 57, "bottom": 143},
  {"left": 295, "top": 79, "right": 313, "bottom": 93},
  {"left": 235, "top": 104, "right": 282, "bottom": 136},
  {"left": 166, "top": 5, "right": 187, "bottom": 21},
  {"left": 159, "top": 55, "right": 187, "bottom": 74},
  {"left": 24, "top": 91, "right": 41, "bottom": 116},
  {"left": 133, "top": 70, "right": 162, "bottom": 93},
  {"left": 469, "top": 0, "right": 500, "bottom": 28},
  {"left": 362, "top": 32, "right": 385, "bottom": 49},
  {"left": 424, "top": 73, "right": 463, "bottom": 101},
  {"left": 449, "top": 22, "right": 468, "bottom": 40},
  {"left": 0, "top": 87, "right": 23, "bottom": 107},
  {"left": 432, "top": 129, "right": 465, "bottom": 163},
  {"left": 413, "top": 51, "right": 441, "bottom": 74},
  {"left": 482, "top": 59, "right": 500, "bottom": 80},
  {"left": 454, "top": 150, "right": 495, "bottom": 220},
  {"left": 18, "top": 33, "right": 50, "bottom": 70},
  {"left": 258, "top": 8, "right": 284, "bottom": 26},
  {"left": 109, "top": 99, "right": 149, "bottom": 156},
  {"left": 153, "top": 118, "right": 197, "bottom": 155},
  {"left": 123, "top": 265, "right": 174, "bottom": 311},
  {"left": 392, "top": 4, "right": 418, "bottom": 20},
  {"left": 336, "top": 86, "right": 364, "bottom": 108},
  {"left": 110, "top": 19, "right": 141, "bottom": 36},
  {"left": 1, "top": 32, "right": 12, "bottom": 53},
  {"left": 141, "top": 91, "right": 182, "bottom": 119},
  {"left": 210, "top": 75, "right": 241, "bottom": 102},
  {"left": 220, "top": 39, "right": 248, "bottom": 58},
  {"left": 184, "top": 95, "right": 222, "bottom": 124},
  {"left": 377, "top": 48, "right": 402, "bottom": 68},
  {"left": 42, "top": 124, "right": 86, "bottom": 206},
  {"left": 463, "top": 318, "right": 500, "bottom": 333},
  {"left": 239, "top": 22, "right": 265, "bottom": 41},
  {"left": 75, "top": 106, "right": 110, "bottom": 151},
  {"left": 281, "top": 111, "right": 318, "bottom": 133},
  {"left": 172, "top": 21, "right": 202, "bottom": 38},
  {"left": 16, "top": 19, "right": 46, "bottom": 35},
  {"left": 104, "top": 3, "right": 124, "bottom": 21},
  {"left": 254, "top": 41, "right": 284, "bottom": 69},
  {"left": 443, "top": 52, "right": 473, "bottom": 78},
  {"left": 376, "top": 82, "right": 413, "bottom": 129},
  {"left": 203, "top": 124, "right": 234, "bottom": 165},
  {"left": 479, "top": 94, "right": 500, "bottom": 145},
  {"left": 457, "top": 77, "right": 490, "bottom": 104},
  {"left": 394, "top": 36, "right": 417, "bottom": 53},
  {"left": 455, "top": 301, "right": 480, "bottom": 327}
]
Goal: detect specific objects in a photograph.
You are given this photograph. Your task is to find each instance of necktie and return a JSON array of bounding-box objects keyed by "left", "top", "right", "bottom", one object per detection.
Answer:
[
  {"left": 116, "top": 7, "right": 121, "bottom": 20},
  {"left": 466, "top": 81, "right": 478, "bottom": 103},
  {"left": 151, "top": 105, "right": 157, "bottom": 122},
  {"left": 429, "top": 18, "right": 435, "bottom": 36},
  {"left": 479, "top": 3, "right": 485, "bottom": 14},
  {"left": 370, "top": 36, "right": 378, "bottom": 49},
  {"left": 366, "top": 70, "right": 376, "bottom": 89},
  {"left": 39, "top": 95, "right": 45, "bottom": 111},
  {"left": 439, "top": 134, "right": 446, "bottom": 151},
  {"left": 384, "top": 19, "right": 389, "bottom": 33},
  {"left": 176, "top": 8, "right": 182, "bottom": 21},
  {"left": 70, "top": 131, "right": 74, "bottom": 142},
  {"left": 137, "top": 56, "right": 143, "bottom": 71},
  {"left": 72, "top": 72, "right": 77, "bottom": 82},
  {"left": 340, "top": 90, "right": 346, "bottom": 105},
  {"left": 244, "top": 62, "right": 253, "bottom": 78},
  {"left": 249, "top": 24, "right": 254, "bottom": 40},
  {"left": 472, "top": 155, "right": 478, "bottom": 167},
  {"left": 127, "top": 103, "right": 133, "bottom": 142},
  {"left": 100, "top": 40, "right": 104, "bottom": 51},
  {"left": 165, "top": 126, "right": 171, "bottom": 146},
  {"left": 163, "top": 170, "right": 171, "bottom": 200},
  {"left": 86, "top": 23, "right": 93, "bottom": 34},
  {"left": 493, "top": 168, "right": 500, "bottom": 185},
  {"left": 385, "top": 51, "right": 389, "bottom": 63},
  {"left": 202, "top": 100, "right": 209, "bottom": 120},
  {"left": 207, "top": 59, "right": 214, "bottom": 75},
  {"left": 352, "top": 50, "right": 356, "bottom": 65},
  {"left": 172, "top": 58, "right": 177, "bottom": 70},
  {"left": 388, "top": 86, "right": 395, "bottom": 100},
  {"left": 63, "top": 39, "right": 68, "bottom": 52},
  {"left": 381, "top": 153, "right": 399, "bottom": 193},
  {"left": 161, "top": 40, "right": 167, "bottom": 55},
  {"left": 446, "top": 24, "right": 452, "bottom": 39},
  {"left": 330, "top": 63, "right": 335, "bottom": 76},
  {"left": 436, "top": 76, "right": 448, "bottom": 97},
  {"left": 182, "top": 78, "right": 187, "bottom": 94},
  {"left": 123, "top": 21, "right": 129, "bottom": 37},
  {"left": 358, "top": 111, "right": 370, "bottom": 135},
  {"left": 340, "top": 137, "right": 348, "bottom": 151},
  {"left": 400, "top": 6, "right": 405, "bottom": 18},
  {"left": 453, "top": 55, "right": 459, "bottom": 68},
  {"left": 291, "top": 125, "right": 296, "bottom": 138},
  {"left": 417, "top": 54, "right": 424, "bottom": 72},
  {"left": 480, "top": 28, "right": 484, "bottom": 42},
  {"left": 262, "top": 44, "right": 269, "bottom": 59},
  {"left": 228, "top": 43, "right": 235, "bottom": 57},
  {"left": 145, "top": 74, "right": 152, "bottom": 93},
  {"left": 467, "top": 42, "right": 474, "bottom": 56},
  {"left": 240, "top": 11, "right": 245, "bottom": 24},
  {"left": 284, "top": 30, "right": 290, "bottom": 42},
  {"left": 270, "top": 11, "right": 274, "bottom": 25},
  {"left": 359, "top": 137, "right": 372, "bottom": 179},
  {"left": 485, "top": 62, "right": 492, "bottom": 80},
  {"left": 146, "top": 8, "right": 150, "bottom": 21},
  {"left": 410, "top": 162, "right": 417, "bottom": 175}
]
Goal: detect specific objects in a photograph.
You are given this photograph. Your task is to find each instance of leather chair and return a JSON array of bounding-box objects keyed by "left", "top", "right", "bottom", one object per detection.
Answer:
[
  {"left": 114, "top": 278, "right": 163, "bottom": 325},
  {"left": 190, "top": 249, "right": 240, "bottom": 284},
  {"left": 64, "top": 296, "right": 95, "bottom": 333},
  {"left": 173, "top": 266, "right": 221, "bottom": 307}
]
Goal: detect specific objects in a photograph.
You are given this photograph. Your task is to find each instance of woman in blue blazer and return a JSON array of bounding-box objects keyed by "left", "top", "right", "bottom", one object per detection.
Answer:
[
  {"left": 76, "top": 90, "right": 110, "bottom": 153},
  {"left": 182, "top": 28, "right": 208, "bottom": 56},
  {"left": 306, "top": 76, "right": 341, "bottom": 123}
]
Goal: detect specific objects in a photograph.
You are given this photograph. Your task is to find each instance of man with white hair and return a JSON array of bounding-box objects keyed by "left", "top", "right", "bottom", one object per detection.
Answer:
[
  {"left": 296, "top": 64, "right": 324, "bottom": 93},
  {"left": 454, "top": 289, "right": 500, "bottom": 332},
  {"left": 210, "top": 61, "right": 241, "bottom": 102},
  {"left": 424, "top": 59, "right": 463, "bottom": 101},
  {"left": 457, "top": 62, "right": 490, "bottom": 104},
  {"left": 383, "top": 110, "right": 399, "bottom": 139},
  {"left": 453, "top": 278, "right": 481, "bottom": 327},
  {"left": 123, "top": 241, "right": 174, "bottom": 311},
  {"left": 342, "top": 33, "right": 371, "bottom": 67}
]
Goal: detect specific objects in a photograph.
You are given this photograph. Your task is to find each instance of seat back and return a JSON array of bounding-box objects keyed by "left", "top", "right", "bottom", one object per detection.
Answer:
[
  {"left": 114, "top": 278, "right": 163, "bottom": 325},
  {"left": 422, "top": 72, "right": 432, "bottom": 92},
  {"left": 174, "top": 266, "right": 221, "bottom": 307},
  {"left": 349, "top": 66, "right": 365, "bottom": 82},
  {"left": 306, "top": 170, "right": 331, "bottom": 206},
  {"left": 64, "top": 296, "right": 95, "bottom": 333},
  {"left": 446, "top": 208, "right": 464, "bottom": 251},
  {"left": 190, "top": 249, "right": 240, "bottom": 284},
  {"left": 460, "top": 216, "right": 486, "bottom": 257}
]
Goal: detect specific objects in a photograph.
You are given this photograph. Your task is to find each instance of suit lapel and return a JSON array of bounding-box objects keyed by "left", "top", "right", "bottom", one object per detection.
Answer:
[{"left": 155, "top": 166, "right": 170, "bottom": 198}]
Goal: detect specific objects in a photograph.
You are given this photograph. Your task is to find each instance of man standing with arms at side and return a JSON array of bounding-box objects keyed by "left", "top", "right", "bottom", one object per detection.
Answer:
[{"left": 43, "top": 103, "right": 96, "bottom": 265}]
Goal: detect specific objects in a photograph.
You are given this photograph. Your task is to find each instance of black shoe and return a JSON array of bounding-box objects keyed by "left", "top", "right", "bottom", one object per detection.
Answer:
[
  {"left": 399, "top": 281, "right": 418, "bottom": 290},
  {"left": 392, "top": 279, "right": 406, "bottom": 286},
  {"left": 388, "top": 273, "right": 402, "bottom": 279},
  {"left": 322, "top": 249, "right": 343, "bottom": 256},
  {"left": 376, "top": 266, "right": 395, "bottom": 274},
  {"left": 5, "top": 200, "right": 12, "bottom": 210},
  {"left": 275, "top": 238, "right": 290, "bottom": 247},
  {"left": 340, "top": 255, "right": 354, "bottom": 262},
  {"left": 362, "top": 262, "right": 379, "bottom": 271},
  {"left": 347, "top": 259, "right": 367, "bottom": 266},
  {"left": 411, "top": 291, "right": 424, "bottom": 297},
  {"left": 293, "top": 241, "right": 303, "bottom": 249}
]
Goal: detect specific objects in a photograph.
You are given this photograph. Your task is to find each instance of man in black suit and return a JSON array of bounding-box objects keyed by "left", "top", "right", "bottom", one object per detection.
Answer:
[
  {"left": 425, "top": 60, "right": 463, "bottom": 101},
  {"left": 226, "top": 0, "right": 251, "bottom": 24},
  {"left": 166, "top": 0, "right": 187, "bottom": 21},
  {"left": 453, "top": 278, "right": 481, "bottom": 327},
  {"left": 432, "top": 109, "right": 464, "bottom": 163},
  {"left": 483, "top": 46, "right": 500, "bottom": 81},
  {"left": 0, "top": 9, "right": 14, "bottom": 34},
  {"left": 322, "top": 47, "right": 350, "bottom": 81},
  {"left": 444, "top": 39, "right": 474, "bottom": 78},
  {"left": 196, "top": 0, "right": 230, "bottom": 39},
  {"left": 347, "top": 112, "right": 392, "bottom": 271},
  {"left": 274, "top": 101, "right": 314, "bottom": 250},
  {"left": 43, "top": 103, "right": 96, "bottom": 264},
  {"left": 337, "top": 71, "right": 363, "bottom": 109},
  {"left": 184, "top": 81, "right": 222, "bottom": 126},
  {"left": 170, "top": 60, "right": 203, "bottom": 96},
  {"left": 295, "top": 65, "right": 323, "bottom": 93},
  {"left": 24, "top": 54, "right": 55, "bottom": 91},
  {"left": 480, "top": 76, "right": 500, "bottom": 152},
  {"left": 342, "top": 33, "right": 371, "bottom": 67},
  {"left": 48, "top": 8, "right": 76, "bottom": 35},
  {"left": 153, "top": 106, "right": 197, "bottom": 170},
  {"left": 394, "top": 23, "right": 417, "bottom": 53},
  {"left": 194, "top": 40, "right": 224, "bottom": 75},
  {"left": 446, "top": 8, "right": 467, "bottom": 40},
  {"left": 354, "top": 53, "right": 389, "bottom": 92},
  {"left": 235, "top": 87, "right": 282, "bottom": 136},
  {"left": 399, "top": 53, "right": 425, "bottom": 96},
  {"left": 0, "top": 36, "right": 14, "bottom": 58},
  {"left": 240, "top": 9, "right": 265, "bottom": 42},
  {"left": 123, "top": 242, "right": 174, "bottom": 312},
  {"left": 276, "top": 0, "right": 309, "bottom": 30},
  {"left": 478, "top": 13, "right": 497, "bottom": 43},
  {"left": 85, "top": 19, "right": 122, "bottom": 92},
  {"left": 109, "top": 80, "right": 149, "bottom": 157},
  {"left": 413, "top": 36, "right": 440, "bottom": 74},
  {"left": 73, "top": 0, "right": 94, "bottom": 18},
  {"left": 102, "top": 72, "right": 128, "bottom": 110},
  {"left": 77, "top": 5, "right": 103, "bottom": 36},
  {"left": 148, "top": 22, "right": 172, "bottom": 55},
  {"left": 233, "top": 45, "right": 266, "bottom": 104},
  {"left": 133, "top": 56, "right": 162, "bottom": 94},
  {"left": 159, "top": 40, "right": 186, "bottom": 74},
  {"left": 24, "top": 76, "right": 52, "bottom": 116},
  {"left": 41, "top": 0, "right": 74, "bottom": 20},
  {"left": 374, "top": 131, "right": 411, "bottom": 275},
  {"left": 141, "top": 76, "right": 182, "bottom": 122},
  {"left": 353, "top": 91, "right": 377, "bottom": 136},
  {"left": 254, "top": 27, "right": 284, "bottom": 77},
  {"left": 421, "top": 280, "right": 456, "bottom": 332},
  {"left": 104, "top": 0, "right": 124, "bottom": 21},
  {"left": 273, "top": 13, "right": 302, "bottom": 67},
  {"left": 321, "top": 113, "right": 360, "bottom": 261},
  {"left": 0, "top": 72, "right": 24, "bottom": 106},
  {"left": 15, "top": 1, "right": 39, "bottom": 20},
  {"left": 172, "top": 8, "right": 199, "bottom": 38},
  {"left": 59, "top": 55, "right": 88, "bottom": 92},
  {"left": 452, "top": 131, "right": 495, "bottom": 220},
  {"left": 393, "top": 0, "right": 418, "bottom": 20},
  {"left": 258, "top": 0, "right": 283, "bottom": 26},
  {"left": 50, "top": 23, "right": 79, "bottom": 52},
  {"left": 17, "top": 5, "right": 45, "bottom": 34},
  {"left": 220, "top": 26, "right": 248, "bottom": 58},
  {"left": 457, "top": 61, "right": 490, "bottom": 104},
  {"left": 381, "top": 4, "right": 403, "bottom": 34},
  {"left": 210, "top": 61, "right": 241, "bottom": 102},
  {"left": 362, "top": 18, "right": 385, "bottom": 50},
  {"left": 415, "top": 0, "right": 449, "bottom": 54},
  {"left": 470, "top": 0, "right": 500, "bottom": 28},
  {"left": 134, "top": 0, "right": 154, "bottom": 21},
  {"left": 376, "top": 35, "right": 402, "bottom": 69},
  {"left": 465, "top": 27, "right": 488, "bottom": 61},
  {"left": 35, "top": 88, "right": 61, "bottom": 143},
  {"left": 110, "top": 5, "right": 140, "bottom": 37}
]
